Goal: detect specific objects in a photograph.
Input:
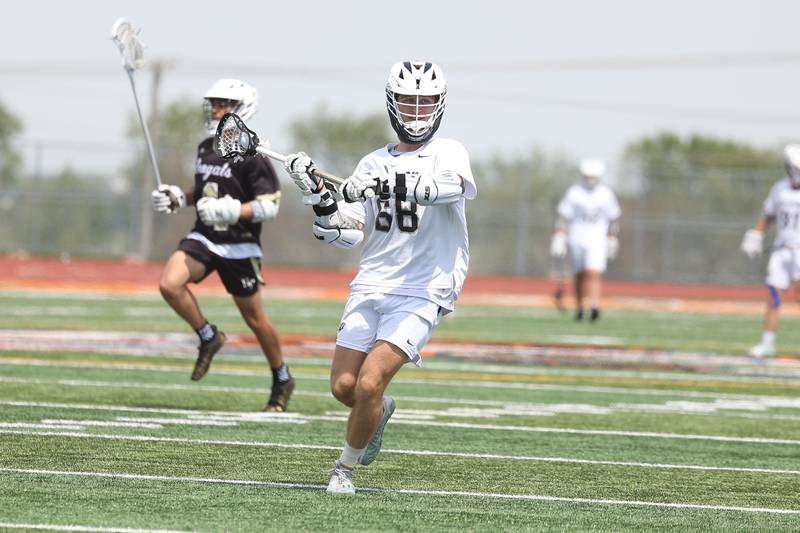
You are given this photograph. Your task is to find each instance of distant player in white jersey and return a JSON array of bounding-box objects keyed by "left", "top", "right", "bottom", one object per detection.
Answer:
[
  {"left": 550, "top": 159, "right": 621, "bottom": 322},
  {"left": 740, "top": 144, "right": 800, "bottom": 358},
  {"left": 283, "top": 61, "right": 476, "bottom": 495}
]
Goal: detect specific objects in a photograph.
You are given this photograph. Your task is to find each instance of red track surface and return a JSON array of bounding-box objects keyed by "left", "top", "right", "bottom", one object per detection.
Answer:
[{"left": 0, "top": 254, "right": 767, "bottom": 301}]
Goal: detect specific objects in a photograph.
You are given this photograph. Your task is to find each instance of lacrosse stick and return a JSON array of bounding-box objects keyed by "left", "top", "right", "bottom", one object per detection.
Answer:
[
  {"left": 110, "top": 18, "right": 162, "bottom": 187},
  {"left": 214, "top": 112, "right": 345, "bottom": 188}
]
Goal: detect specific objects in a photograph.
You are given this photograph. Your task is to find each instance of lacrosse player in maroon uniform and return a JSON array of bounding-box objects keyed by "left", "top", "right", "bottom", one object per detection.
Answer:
[{"left": 150, "top": 79, "right": 295, "bottom": 412}]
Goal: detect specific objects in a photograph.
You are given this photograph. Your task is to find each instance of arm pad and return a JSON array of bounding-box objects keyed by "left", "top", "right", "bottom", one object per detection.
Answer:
[
  {"left": 399, "top": 169, "right": 464, "bottom": 205},
  {"left": 249, "top": 193, "right": 281, "bottom": 222},
  {"left": 311, "top": 190, "right": 364, "bottom": 249},
  {"left": 312, "top": 224, "right": 364, "bottom": 248}
]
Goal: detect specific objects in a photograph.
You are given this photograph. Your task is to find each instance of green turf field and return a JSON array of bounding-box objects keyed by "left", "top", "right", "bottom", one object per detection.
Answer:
[{"left": 2, "top": 290, "right": 800, "bottom": 531}]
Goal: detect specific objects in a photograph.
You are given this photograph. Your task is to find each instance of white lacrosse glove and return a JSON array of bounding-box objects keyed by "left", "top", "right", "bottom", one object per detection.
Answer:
[
  {"left": 550, "top": 232, "right": 567, "bottom": 258},
  {"left": 151, "top": 185, "right": 186, "bottom": 214},
  {"left": 342, "top": 165, "right": 389, "bottom": 203},
  {"left": 196, "top": 195, "right": 242, "bottom": 226},
  {"left": 284, "top": 152, "right": 323, "bottom": 205},
  {"left": 740, "top": 229, "right": 764, "bottom": 258},
  {"left": 607, "top": 235, "right": 619, "bottom": 261}
]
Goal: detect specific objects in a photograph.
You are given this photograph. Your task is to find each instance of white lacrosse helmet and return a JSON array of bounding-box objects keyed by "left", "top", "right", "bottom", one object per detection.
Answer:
[
  {"left": 579, "top": 158, "right": 606, "bottom": 187},
  {"left": 385, "top": 61, "right": 447, "bottom": 145},
  {"left": 203, "top": 78, "right": 258, "bottom": 135},
  {"left": 784, "top": 144, "right": 800, "bottom": 187}
]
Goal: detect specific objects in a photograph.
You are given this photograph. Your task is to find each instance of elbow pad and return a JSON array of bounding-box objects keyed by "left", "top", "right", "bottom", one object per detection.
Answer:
[
  {"left": 311, "top": 190, "right": 364, "bottom": 248},
  {"left": 249, "top": 193, "right": 281, "bottom": 222},
  {"left": 399, "top": 169, "right": 464, "bottom": 206}
]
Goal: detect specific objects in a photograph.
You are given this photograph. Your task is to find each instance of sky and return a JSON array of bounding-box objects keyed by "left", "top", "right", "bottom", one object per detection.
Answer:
[{"left": 2, "top": 0, "right": 800, "bottom": 182}]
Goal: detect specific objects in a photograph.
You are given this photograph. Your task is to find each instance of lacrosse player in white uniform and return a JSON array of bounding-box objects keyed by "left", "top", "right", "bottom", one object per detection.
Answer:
[
  {"left": 283, "top": 61, "right": 476, "bottom": 495},
  {"left": 150, "top": 79, "right": 295, "bottom": 412},
  {"left": 740, "top": 144, "right": 800, "bottom": 358},
  {"left": 550, "top": 159, "right": 621, "bottom": 322}
]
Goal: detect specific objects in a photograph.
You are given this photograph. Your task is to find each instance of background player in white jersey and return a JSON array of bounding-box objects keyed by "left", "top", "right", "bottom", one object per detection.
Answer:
[
  {"left": 284, "top": 61, "right": 477, "bottom": 495},
  {"left": 740, "top": 144, "right": 800, "bottom": 358},
  {"left": 550, "top": 159, "right": 621, "bottom": 322},
  {"left": 149, "top": 79, "right": 295, "bottom": 411}
]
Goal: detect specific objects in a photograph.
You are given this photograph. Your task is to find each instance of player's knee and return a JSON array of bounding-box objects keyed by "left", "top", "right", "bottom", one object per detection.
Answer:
[
  {"left": 353, "top": 375, "right": 383, "bottom": 404},
  {"left": 158, "top": 279, "right": 181, "bottom": 301},
  {"left": 331, "top": 374, "right": 357, "bottom": 406}
]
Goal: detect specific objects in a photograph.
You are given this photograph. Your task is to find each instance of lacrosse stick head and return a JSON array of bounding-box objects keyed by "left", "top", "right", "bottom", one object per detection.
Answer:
[
  {"left": 110, "top": 18, "right": 145, "bottom": 72},
  {"left": 214, "top": 112, "right": 261, "bottom": 160}
]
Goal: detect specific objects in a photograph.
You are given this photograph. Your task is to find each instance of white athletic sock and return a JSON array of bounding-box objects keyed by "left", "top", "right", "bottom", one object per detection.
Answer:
[
  {"left": 762, "top": 331, "right": 776, "bottom": 347},
  {"left": 196, "top": 322, "right": 214, "bottom": 342},
  {"left": 272, "top": 364, "right": 290, "bottom": 383},
  {"left": 338, "top": 443, "right": 366, "bottom": 469}
]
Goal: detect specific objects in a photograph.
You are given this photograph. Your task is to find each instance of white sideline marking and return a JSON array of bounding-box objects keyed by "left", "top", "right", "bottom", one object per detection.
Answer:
[
  {"left": 0, "top": 423, "right": 82, "bottom": 430},
  {"left": 5, "top": 390, "right": 800, "bottom": 426},
  {"left": 0, "top": 523, "right": 194, "bottom": 533},
  {"left": 6, "top": 358, "right": 800, "bottom": 403},
  {"left": 1, "top": 467, "right": 798, "bottom": 515},
  {"left": 41, "top": 420, "right": 163, "bottom": 429},
  {"left": 7, "top": 364, "right": 800, "bottom": 408},
  {"left": 4, "top": 393, "right": 800, "bottom": 446},
  {"left": 385, "top": 418, "right": 800, "bottom": 445},
  {"left": 4, "top": 429, "right": 800, "bottom": 476}
]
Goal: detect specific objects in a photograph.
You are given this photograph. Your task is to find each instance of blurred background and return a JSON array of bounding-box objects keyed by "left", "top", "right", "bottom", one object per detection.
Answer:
[{"left": 1, "top": 0, "right": 799, "bottom": 284}]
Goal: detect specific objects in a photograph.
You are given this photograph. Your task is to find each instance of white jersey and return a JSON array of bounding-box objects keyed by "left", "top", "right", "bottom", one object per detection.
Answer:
[
  {"left": 557, "top": 183, "right": 620, "bottom": 245},
  {"left": 763, "top": 177, "right": 800, "bottom": 249},
  {"left": 338, "top": 138, "right": 477, "bottom": 311}
]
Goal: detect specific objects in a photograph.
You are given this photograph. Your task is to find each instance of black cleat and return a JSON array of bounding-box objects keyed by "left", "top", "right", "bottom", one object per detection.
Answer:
[
  {"left": 574, "top": 308, "right": 584, "bottom": 321},
  {"left": 191, "top": 326, "right": 226, "bottom": 381},
  {"left": 264, "top": 376, "right": 295, "bottom": 412},
  {"left": 590, "top": 308, "right": 601, "bottom": 322}
]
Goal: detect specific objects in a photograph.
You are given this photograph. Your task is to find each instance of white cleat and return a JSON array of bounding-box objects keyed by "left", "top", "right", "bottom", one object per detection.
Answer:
[
  {"left": 748, "top": 343, "right": 776, "bottom": 358},
  {"left": 359, "top": 395, "right": 396, "bottom": 466},
  {"left": 326, "top": 461, "right": 355, "bottom": 495}
]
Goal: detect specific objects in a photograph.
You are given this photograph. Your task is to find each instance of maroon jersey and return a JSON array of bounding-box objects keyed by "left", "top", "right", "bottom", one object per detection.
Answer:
[{"left": 191, "top": 137, "right": 280, "bottom": 246}]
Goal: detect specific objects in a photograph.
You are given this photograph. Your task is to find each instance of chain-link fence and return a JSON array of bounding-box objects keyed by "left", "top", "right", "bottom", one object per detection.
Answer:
[{"left": 0, "top": 142, "right": 778, "bottom": 285}]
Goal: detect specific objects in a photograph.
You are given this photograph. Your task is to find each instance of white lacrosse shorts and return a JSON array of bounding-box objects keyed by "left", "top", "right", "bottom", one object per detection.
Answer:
[
  {"left": 569, "top": 240, "right": 608, "bottom": 273},
  {"left": 766, "top": 247, "right": 800, "bottom": 290},
  {"left": 335, "top": 292, "right": 442, "bottom": 366}
]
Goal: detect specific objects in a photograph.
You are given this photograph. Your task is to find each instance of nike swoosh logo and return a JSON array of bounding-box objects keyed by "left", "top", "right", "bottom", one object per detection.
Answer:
[
  {"left": 418, "top": 154, "right": 433, "bottom": 158},
  {"left": 406, "top": 339, "right": 414, "bottom": 346}
]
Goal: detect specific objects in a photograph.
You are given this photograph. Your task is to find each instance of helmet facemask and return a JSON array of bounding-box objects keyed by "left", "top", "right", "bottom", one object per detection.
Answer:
[
  {"left": 203, "top": 79, "right": 258, "bottom": 135},
  {"left": 385, "top": 61, "right": 447, "bottom": 145}
]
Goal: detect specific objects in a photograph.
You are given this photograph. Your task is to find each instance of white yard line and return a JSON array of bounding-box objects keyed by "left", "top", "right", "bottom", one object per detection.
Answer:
[
  {"left": 4, "top": 359, "right": 800, "bottom": 403},
  {"left": 5, "top": 374, "right": 800, "bottom": 423},
  {"left": 1, "top": 467, "right": 797, "bottom": 515},
  {"left": 5, "top": 392, "right": 800, "bottom": 445},
  {"left": 0, "top": 524, "right": 194, "bottom": 533},
  {"left": 3, "top": 428, "right": 800, "bottom": 475}
]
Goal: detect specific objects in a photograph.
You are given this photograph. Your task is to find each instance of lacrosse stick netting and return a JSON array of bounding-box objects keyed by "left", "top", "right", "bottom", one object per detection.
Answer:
[
  {"left": 110, "top": 18, "right": 162, "bottom": 187},
  {"left": 214, "top": 113, "right": 345, "bottom": 187}
]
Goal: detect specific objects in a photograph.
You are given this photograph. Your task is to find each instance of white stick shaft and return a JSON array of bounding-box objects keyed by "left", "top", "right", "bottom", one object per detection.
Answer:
[
  {"left": 255, "top": 145, "right": 344, "bottom": 186},
  {"left": 127, "top": 71, "right": 162, "bottom": 187}
]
